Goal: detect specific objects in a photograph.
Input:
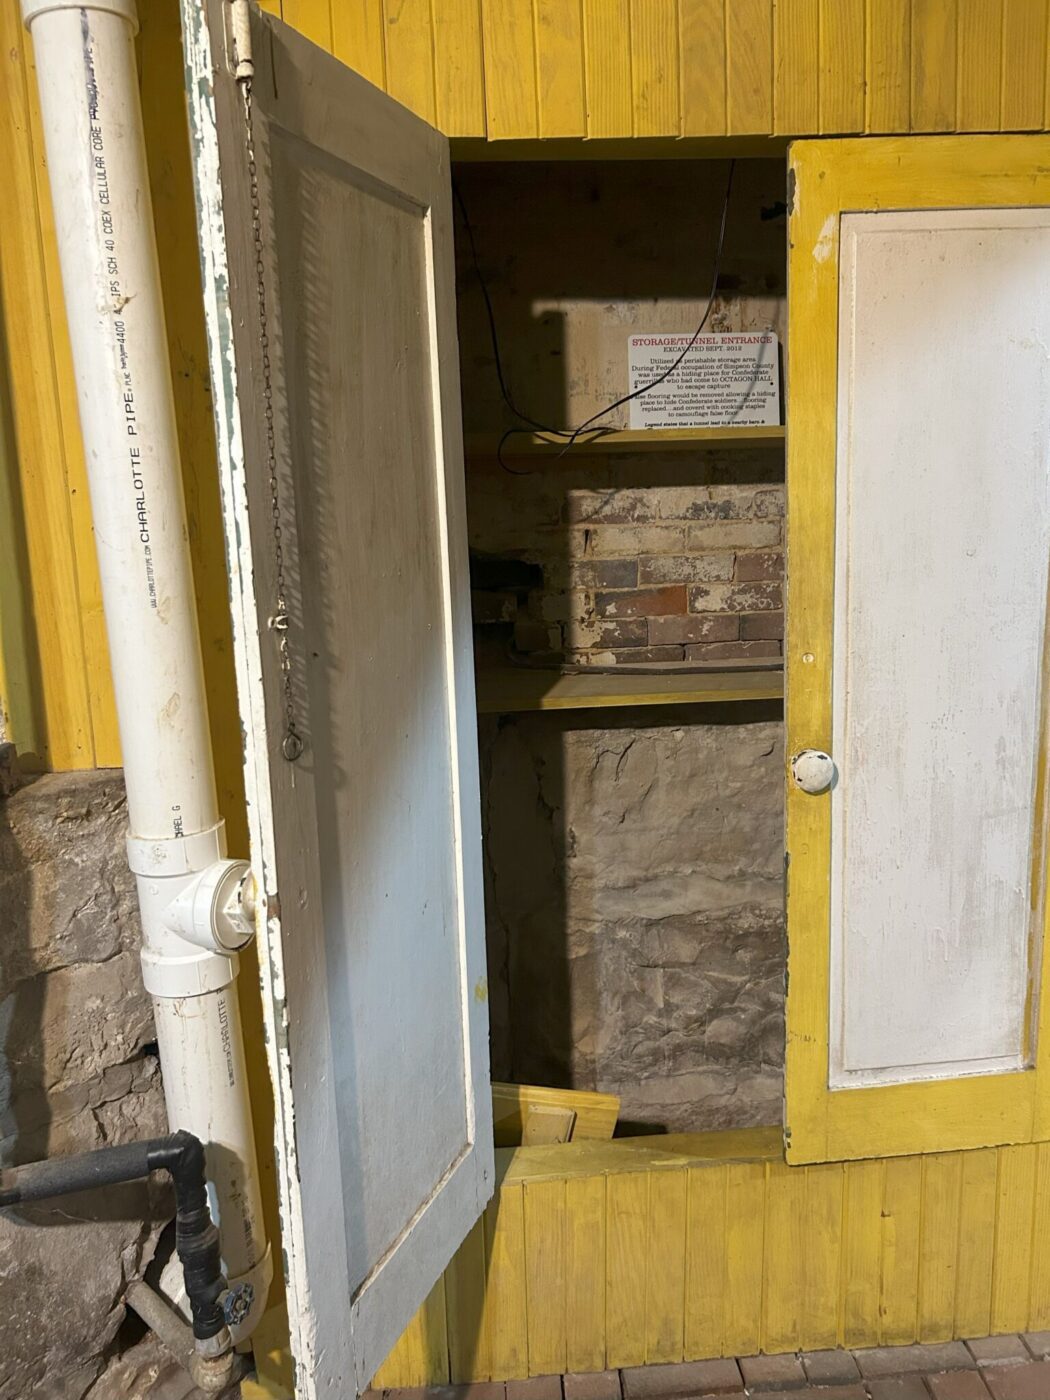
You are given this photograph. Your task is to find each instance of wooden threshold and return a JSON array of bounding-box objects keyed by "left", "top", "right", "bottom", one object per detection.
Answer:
[
  {"left": 465, "top": 425, "right": 786, "bottom": 456},
  {"left": 475, "top": 664, "right": 784, "bottom": 713}
]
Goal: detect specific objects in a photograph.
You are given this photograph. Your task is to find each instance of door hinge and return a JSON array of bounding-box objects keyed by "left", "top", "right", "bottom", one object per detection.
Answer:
[{"left": 225, "top": 0, "right": 253, "bottom": 81}]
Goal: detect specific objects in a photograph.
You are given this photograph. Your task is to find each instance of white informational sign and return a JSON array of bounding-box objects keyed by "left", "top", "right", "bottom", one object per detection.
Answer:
[{"left": 626, "top": 331, "right": 781, "bottom": 429}]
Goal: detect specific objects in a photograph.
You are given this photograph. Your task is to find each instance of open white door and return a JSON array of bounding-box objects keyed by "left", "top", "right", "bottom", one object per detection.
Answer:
[{"left": 180, "top": 4, "right": 493, "bottom": 1393}]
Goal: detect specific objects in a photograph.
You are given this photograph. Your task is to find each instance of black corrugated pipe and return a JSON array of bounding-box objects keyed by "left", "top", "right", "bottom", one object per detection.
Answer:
[{"left": 0, "top": 1129, "right": 228, "bottom": 1346}]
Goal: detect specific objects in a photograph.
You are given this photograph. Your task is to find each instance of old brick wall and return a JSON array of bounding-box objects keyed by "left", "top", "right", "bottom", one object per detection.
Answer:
[
  {"left": 468, "top": 454, "right": 784, "bottom": 667},
  {"left": 0, "top": 767, "right": 168, "bottom": 1400},
  {"left": 456, "top": 158, "right": 786, "bottom": 671}
]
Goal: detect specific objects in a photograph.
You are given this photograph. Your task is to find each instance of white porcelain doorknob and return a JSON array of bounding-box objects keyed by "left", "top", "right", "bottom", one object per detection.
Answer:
[{"left": 791, "top": 749, "right": 836, "bottom": 794}]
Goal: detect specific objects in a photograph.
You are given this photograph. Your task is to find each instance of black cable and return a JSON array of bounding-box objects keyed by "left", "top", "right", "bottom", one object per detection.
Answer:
[{"left": 452, "top": 160, "right": 737, "bottom": 470}]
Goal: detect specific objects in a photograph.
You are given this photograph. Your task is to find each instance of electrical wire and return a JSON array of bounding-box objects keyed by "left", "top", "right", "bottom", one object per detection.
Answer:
[{"left": 452, "top": 160, "right": 737, "bottom": 472}]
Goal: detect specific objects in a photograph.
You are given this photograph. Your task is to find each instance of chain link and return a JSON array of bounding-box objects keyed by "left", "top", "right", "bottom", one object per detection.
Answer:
[{"left": 239, "top": 78, "right": 304, "bottom": 763}]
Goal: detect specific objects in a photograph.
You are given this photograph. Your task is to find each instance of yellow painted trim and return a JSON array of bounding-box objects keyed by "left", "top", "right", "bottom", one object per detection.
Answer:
[
  {"left": 491, "top": 1082, "right": 620, "bottom": 1146},
  {"left": 251, "top": 1128, "right": 1050, "bottom": 1392},
  {"left": 785, "top": 134, "right": 1050, "bottom": 1165}
]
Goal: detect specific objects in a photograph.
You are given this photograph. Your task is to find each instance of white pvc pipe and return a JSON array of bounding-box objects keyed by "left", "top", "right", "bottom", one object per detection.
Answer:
[{"left": 22, "top": 0, "right": 270, "bottom": 1337}]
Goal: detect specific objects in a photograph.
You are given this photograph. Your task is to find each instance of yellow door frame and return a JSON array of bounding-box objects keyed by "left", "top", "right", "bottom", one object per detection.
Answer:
[{"left": 785, "top": 134, "right": 1050, "bottom": 1165}]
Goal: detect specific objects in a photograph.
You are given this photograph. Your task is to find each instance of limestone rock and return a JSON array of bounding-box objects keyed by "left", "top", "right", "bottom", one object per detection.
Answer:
[
  {"left": 0, "top": 770, "right": 168, "bottom": 1400},
  {"left": 481, "top": 716, "right": 785, "bottom": 1130}
]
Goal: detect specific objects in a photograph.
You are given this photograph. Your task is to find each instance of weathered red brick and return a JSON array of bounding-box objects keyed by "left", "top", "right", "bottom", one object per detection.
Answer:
[
  {"left": 688, "top": 582, "right": 783, "bottom": 613},
  {"left": 683, "top": 639, "right": 781, "bottom": 661},
  {"left": 567, "top": 645, "right": 685, "bottom": 665},
  {"left": 740, "top": 611, "right": 784, "bottom": 641},
  {"left": 638, "top": 554, "right": 735, "bottom": 585},
  {"left": 866, "top": 1379, "right": 930, "bottom": 1400},
  {"left": 596, "top": 586, "right": 687, "bottom": 619},
  {"left": 985, "top": 1361, "right": 1050, "bottom": 1399},
  {"left": 572, "top": 524, "right": 688, "bottom": 557},
  {"left": 927, "top": 1371, "right": 993, "bottom": 1399},
  {"left": 566, "top": 618, "right": 649, "bottom": 649},
  {"left": 648, "top": 614, "right": 739, "bottom": 645},
  {"left": 655, "top": 486, "right": 755, "bottom": 522},
  {"left": 565, "top": 559, "right": 639, "bottom": 590},
  {"left": 687, "top": 520, "right": 781, "bottom": 549},
  {"left": 734, "top": 551, "right": 783, "bottom": 583},
  {"left": 565, "top": 488, "right": 661, "bottom": 524},
  {"left": 753, "top": 486, "right": 785, "bottom": 517}
]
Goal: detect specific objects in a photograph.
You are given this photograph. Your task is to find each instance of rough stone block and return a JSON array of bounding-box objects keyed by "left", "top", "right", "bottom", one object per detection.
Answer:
[
  {"left": 0, "top": 770, "right": 168, "bottom": 1400},
  {"left": 967, "top": 1337, "right": 1030, "bottom": 1367},
  {"left": 855, "top": 1342, "right": 974, "bottom": 1378},
  {"left": 562, "top": 1371, "right": 622, "bottom": 1400},
  {"left": 480, "top": 716, "right": 785, "bottom": 1129},
  {"left": 738, "top": 1351, "right": 805, "bottom": 1390},
  {"left": 1021, "top": 1333, "right": 1050, "bottom": 1360},
  {"left": 801, "top": 1349, "right": 862, "bottom": 1385}
]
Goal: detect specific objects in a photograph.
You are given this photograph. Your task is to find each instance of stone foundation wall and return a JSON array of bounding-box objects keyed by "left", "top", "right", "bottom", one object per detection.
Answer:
[
  {"left": 0, "top": 767, "right": 168, "bottom": 1400},
  {"left": 480, "top": 711, "right": 786, "bottom": 1133}
]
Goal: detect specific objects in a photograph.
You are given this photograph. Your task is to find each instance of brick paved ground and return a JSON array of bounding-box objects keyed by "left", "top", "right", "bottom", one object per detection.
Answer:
[{"left": 374, "top": 1335, "right": 1050, "bottom": 1400}]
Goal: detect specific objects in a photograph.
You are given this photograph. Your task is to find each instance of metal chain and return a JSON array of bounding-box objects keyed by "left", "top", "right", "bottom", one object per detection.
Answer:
[{"left": 238, "top": 77, "right": 304, "bottom": 763}]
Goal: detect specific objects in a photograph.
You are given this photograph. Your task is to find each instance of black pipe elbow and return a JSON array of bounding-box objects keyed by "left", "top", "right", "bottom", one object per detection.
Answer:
[{"left": 0, "top": 1130, "right": 229, "bottom": 1343}]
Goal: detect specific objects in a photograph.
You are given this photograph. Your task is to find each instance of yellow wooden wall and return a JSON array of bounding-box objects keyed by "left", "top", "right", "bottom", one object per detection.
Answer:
[
  {"left": 270, "top": 0, "right": 1050, "bottom": 141},
  {"left": 361, "top": 1129, "right": 1050, "bottom": 1388}
]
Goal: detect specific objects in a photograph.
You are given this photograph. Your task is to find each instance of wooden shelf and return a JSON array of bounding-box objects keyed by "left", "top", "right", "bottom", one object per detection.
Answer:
[
  {"left": 475, "top": 664, "right": 784, "bottom": 713},
  {"left": 465, "top": 425, "right": 785, "bottom": 456}
]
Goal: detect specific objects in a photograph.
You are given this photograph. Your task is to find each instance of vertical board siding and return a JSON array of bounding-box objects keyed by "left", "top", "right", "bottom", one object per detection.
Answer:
[
  {"left": 879, "top": 1157, "right": 922, "bottom": 1345},
  {"left": 866, "top": 0, "right": 911, "bottom": 131},
  {"left": 524, "top": 1179, "right": 568, "bottom": 1375},
  {"left": 582, "top": 0, "right": 634, "bottom": 137},
  {"left": 726, "top": 0, "right": 774, "bottom": 134},
  {"left": 534, "top": 0, "right": 586, "bottom": 138},
  {"left": 819, "top": 0, "right": 865, "bottom": 132},
  {"left": 0, "top": 0, "right": 98, "bottom": 771},
  {"left": 565, "top": 1175, "right": 606, "bottom": 1372},
  {"left": 605, "top": 1172, "right": 648, "bottom": 1368},
  {"left": 433, "top": 0, "right": 487, "bottom": 137},
  {"left": 917, "top": 1155, "right": 963, "bottom": 1342},
  {"left": 1000, "top": 0, "right": 1049, "bottom": 130},
  {"left": 956, "top": 0, "right": 1003, "bottom": 131},
  {"left": 481, "top": 0, "right": 539, "bottom": 139},
  {"left": 774, "top": 0, "right": 819, "bottom": 136},
  {"left": 274, "top": 0, "right": 1050, "bottom": 144},
  {"left": 645, "top": 1170, "right": 687, "bottom": 1363},
  {"left": 910, "top": 0, "right": 958, "bottom": 131},
  {"left": 679, "top": 0, "right": 726, "bottom": 134},
  {"left": 630, "top": 0, "right": 681, "bottom": 137},
  {"left": 382, "top": 0, "right": 438, "bottom": 123},
  {"left": 802, "top": 1164, "right": 843, "bottom": 1351},
  {"left": 331, "top": 0, "right": 387, "bottom": 87},
  {"left": 367, "top": 1133, "right": 1050, "bottom": 1389}
]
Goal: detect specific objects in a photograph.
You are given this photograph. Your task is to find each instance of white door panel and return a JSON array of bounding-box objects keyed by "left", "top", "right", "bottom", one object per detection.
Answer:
[{"left": 182, "top": 5, "right": 492, "bottom": 1392}]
